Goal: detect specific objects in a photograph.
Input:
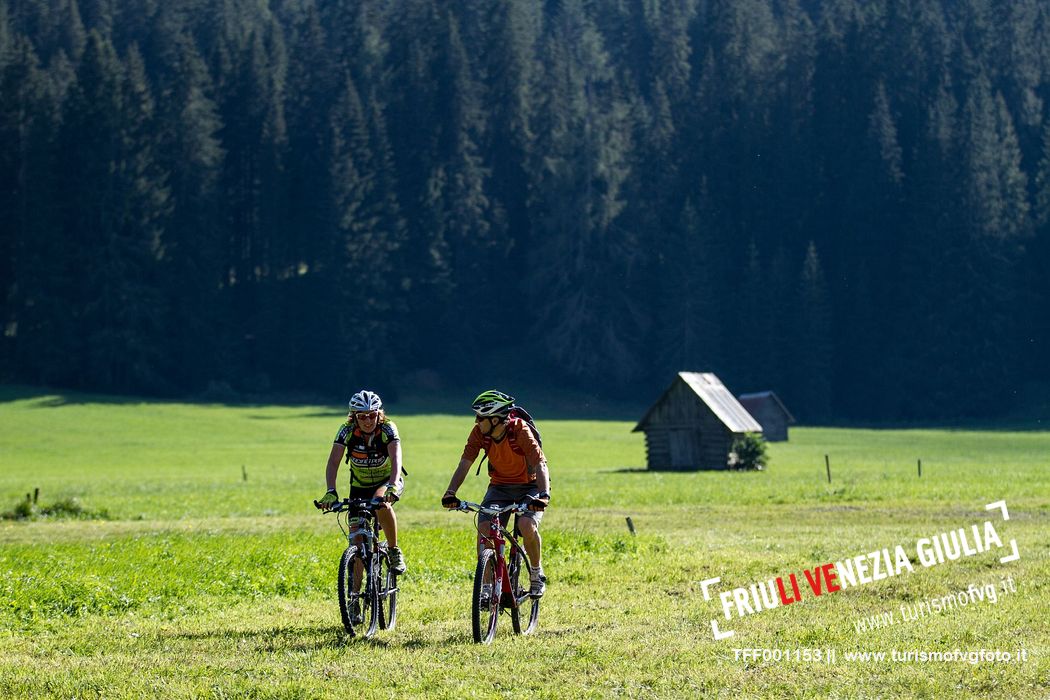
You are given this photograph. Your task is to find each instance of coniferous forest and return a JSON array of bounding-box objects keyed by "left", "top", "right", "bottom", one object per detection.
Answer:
[{"left": 2, "top": 0, "right": 1049, "bottom": 421}]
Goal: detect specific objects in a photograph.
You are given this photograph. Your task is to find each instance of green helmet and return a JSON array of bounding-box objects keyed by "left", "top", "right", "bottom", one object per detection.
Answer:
[{"left": 472, "top": 390, "right": 515, "bottom": 417}]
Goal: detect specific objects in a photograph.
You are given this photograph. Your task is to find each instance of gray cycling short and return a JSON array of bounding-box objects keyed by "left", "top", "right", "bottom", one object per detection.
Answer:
[{"left": 480, "top": 483, "right": 544, "bottom": 526}]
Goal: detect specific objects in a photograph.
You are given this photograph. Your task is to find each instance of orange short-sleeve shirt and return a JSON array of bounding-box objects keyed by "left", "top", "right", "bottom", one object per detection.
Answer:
[{"left": 460, "top": 419, "right": 544, "bottom": 485}]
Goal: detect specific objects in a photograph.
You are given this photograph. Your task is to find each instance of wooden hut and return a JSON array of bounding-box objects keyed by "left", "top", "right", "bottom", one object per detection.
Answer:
[
  {"left": 738, "top": 391, "right": 795, "bottom": 442},
  {"left": 633, "top": 372, "right": 762, "bottom": 470}
]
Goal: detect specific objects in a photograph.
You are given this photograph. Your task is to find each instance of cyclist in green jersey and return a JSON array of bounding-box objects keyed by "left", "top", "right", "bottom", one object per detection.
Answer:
[{"left": 317, "top": 390, "right": 406, "bottom": 575}]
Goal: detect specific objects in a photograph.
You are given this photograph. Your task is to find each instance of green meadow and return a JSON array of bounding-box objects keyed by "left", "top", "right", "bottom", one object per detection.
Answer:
[{"left": 0, "top": 389, "right": 1047, "bottom": 698}]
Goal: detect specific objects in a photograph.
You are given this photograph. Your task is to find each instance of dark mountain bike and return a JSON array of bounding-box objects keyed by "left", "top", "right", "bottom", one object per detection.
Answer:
[
  {"left": 454, "top": 501, "right": 540, "bottom": 643},
  {"left": 316, "top": 497, "right": 398, "bottom": 638}
]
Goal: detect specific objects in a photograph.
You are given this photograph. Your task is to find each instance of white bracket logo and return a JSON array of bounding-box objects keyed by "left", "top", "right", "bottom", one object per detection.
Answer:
[
  {"left": 985, "top": 500, "right": 1020, "bottom": 563},
  {"left": 700, "top": 577, "right": 735, "bottom": 640}
]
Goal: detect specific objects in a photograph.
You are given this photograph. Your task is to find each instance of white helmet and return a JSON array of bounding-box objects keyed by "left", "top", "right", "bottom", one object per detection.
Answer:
[{"left": 349, "top": 390, "right": 383, "bottom": 413}]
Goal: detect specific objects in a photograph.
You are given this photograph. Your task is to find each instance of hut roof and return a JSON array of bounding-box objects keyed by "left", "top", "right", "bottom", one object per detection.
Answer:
[
  {"left": 633, "top": 372, "right": 763, "bottom": 433},
  {"left": 738, "top": 391, "right": 796, "bottom": 424}
]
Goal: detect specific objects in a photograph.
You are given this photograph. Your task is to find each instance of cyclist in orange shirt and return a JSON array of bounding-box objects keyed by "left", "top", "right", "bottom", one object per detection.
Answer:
[{"left": 442, "top": 390, "right": 550, "bottom": 597}]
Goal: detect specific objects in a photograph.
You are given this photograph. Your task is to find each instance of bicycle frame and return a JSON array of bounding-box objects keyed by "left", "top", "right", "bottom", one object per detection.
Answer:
[{"left": 477, "top": 510, "right": 532, "bottom": 608}]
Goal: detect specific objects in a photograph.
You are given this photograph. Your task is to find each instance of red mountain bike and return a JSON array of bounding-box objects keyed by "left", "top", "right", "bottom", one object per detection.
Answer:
[{"left": 454, "top": 501, "right": 540, "bottom": 643}]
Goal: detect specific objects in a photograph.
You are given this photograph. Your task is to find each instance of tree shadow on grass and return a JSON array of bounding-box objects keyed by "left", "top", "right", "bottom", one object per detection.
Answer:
[
  {"left": 398, "top": 625, "right": 575, "bottom": 647},
  {"left": 164, "top": 619, "right": 579, "bottom": 650},
  {"left": 399, "top": 633, "right": 471, "bottom": 648},
  {"left": 597, "top": 467, "right": 649, "bottom": 473},
  {"left": 166, "top": 624, "right": 371, "bottom": 651},
  {"left": 169, "top": 626, "right": 531, "bottom": 650},
  {"left": 0, "top": 385, "right": 146, "bottom": 406}
]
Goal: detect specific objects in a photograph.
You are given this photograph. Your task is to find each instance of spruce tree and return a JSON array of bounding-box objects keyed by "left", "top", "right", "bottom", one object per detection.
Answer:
[
  {"left": 1, "top": 32, "right": 56, "bottom": 379},
  {"left": 53, "top": 33, "right": 170, "bottom": 391},
  {"left": 155, "top": 35, "right": 225, "bottom": 391},
  {"left": 324, "top": 73, "right": 402, "bottom": 382},
  {"left": 526, "top": 0, "right": 641, "bottom": 383},
  {"left": 794, "top": 241, "right": 833, "bottom": 421}
]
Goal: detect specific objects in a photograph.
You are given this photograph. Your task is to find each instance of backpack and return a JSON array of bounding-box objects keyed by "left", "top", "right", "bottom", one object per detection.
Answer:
[{"left": 474, "top": 406, "right": 543, "bottom": 476}]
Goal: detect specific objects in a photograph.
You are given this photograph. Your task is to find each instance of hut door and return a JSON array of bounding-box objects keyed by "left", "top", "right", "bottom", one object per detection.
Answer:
[{"left": 669, "top": 430, "right": 700, "bottom": 469}]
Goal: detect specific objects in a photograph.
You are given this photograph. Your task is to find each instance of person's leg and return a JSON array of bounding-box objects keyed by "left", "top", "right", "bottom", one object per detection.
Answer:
[
  {"left": 378, "top": 504, "right": 406, "bottom": 573},
  {"left": 517, "top": 515, "right": 541, "bottom": 568},
  {"left": 376, "top": 504, "right": 397, "bottom": 547},
  {"left": 516, "top": 495, "right": 546, "bottom": 598}
]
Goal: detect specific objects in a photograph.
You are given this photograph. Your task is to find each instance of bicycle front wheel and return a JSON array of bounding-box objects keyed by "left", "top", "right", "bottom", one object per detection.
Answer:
[
  {"left": 360, "top": 554, "right": 380, "bottom": 638},
  {"left": 337, "top": 546, "right": 358, "bottom": 635},
  {"left": 337, "top": 547, "right": 379, "bottom": 638},
  {"left": 509, "top": 547, "right": 540, "bottom": 635},
  {"left": 378, "top": 547, "right": 398, "bottom": 631},
  {"left": 472, "top": 549, "right": 500, "bottom": 644}
]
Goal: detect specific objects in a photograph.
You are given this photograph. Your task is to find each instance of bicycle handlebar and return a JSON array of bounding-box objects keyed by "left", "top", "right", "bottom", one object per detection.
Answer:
[
  {"left": 314, "top": 497, "right": 385, "bottom": 513},
  {"left": 455, "top": 500, "right": 529, "bottom": 517}
]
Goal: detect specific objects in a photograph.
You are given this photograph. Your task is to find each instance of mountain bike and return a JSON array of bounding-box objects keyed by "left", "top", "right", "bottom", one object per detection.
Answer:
[
  {"left": 316, "top": 497, "right": 398, "bottom": 638},
  {"left": 454, "top": 501, "right": 540, "bottom": 643}
]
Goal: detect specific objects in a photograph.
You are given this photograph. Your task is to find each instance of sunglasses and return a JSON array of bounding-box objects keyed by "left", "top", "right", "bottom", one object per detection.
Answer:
[{"left": 355, "top": 411, "right": 379, "bottom": 421}]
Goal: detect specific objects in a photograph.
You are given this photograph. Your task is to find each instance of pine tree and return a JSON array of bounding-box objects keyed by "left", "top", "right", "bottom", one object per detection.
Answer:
[
  {"left": 962, "top": 74, "right": 1029, "bottom": 241},
  {"left": 948, "top": 73, "right": 1029, "bottom": 412},
  {"left": 53, "top": 33, "right": 170, "bottom": 391},
  {"left": 425, "top": 10, "right": 505, "bottom": 351},
  {"left": 655, "top": 197, "right": 724, "bottom": 380},
  {"left": 475, "top": 0, "right": 537, "bottom": 250},
  {"left": 526, "top": 0, "right": 641, "bottom": 384},
  {"left": 214, "top": 22, "right": 289, "bottom": 390},
  {"left": 283, "top": 0, "right": 336, "bottom": 273},
  {"left": 1029, "top": 120, "right": 1050, "bottom": 384},
  {"left": 765, "top": 245, "right": 795, "bottom": 406},
  {"left": 0, "top": 31, "right": 57, "bottom": 379},
  {"left": 891, "top": 73, "right": 959, "bottom": 418},
  {"left": 155, "top": 34, "right": 225, "bottom": 391},
  {"left": 32, "top": 0, "right": 87, "bottom": 63},
  {"left": 323, "top": 73, "right": 403, "bottom": 382},
  {"left": 735, "top": 237, "right": 766, "bottom": 389},
  {"left": 79, "top": 0, "right": 115, "bottom": 37},
  {"left": 794, "top": 241, "right": 833, "bottom": 420}
]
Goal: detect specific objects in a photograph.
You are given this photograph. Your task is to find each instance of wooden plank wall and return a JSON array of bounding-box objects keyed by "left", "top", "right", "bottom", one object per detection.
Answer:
[
  {"left": 643, "top": 380, "right": 733, "bottom": 470},
  {"left": 751, "top": 404, "right": 787, "bottom": 441}
]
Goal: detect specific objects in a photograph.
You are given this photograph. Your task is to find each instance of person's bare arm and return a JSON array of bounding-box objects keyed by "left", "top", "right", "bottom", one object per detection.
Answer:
[
  {"left": 325, "top": 443, "right": 345, "bottom": 490},
  {"left": 445, "top": 458, "right": 473, "bottom": 497}
]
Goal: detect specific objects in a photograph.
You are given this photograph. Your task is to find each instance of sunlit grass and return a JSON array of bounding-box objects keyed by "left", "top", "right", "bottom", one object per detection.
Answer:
[{"left": 0, "top": 390, "right": 1047, "bottom": 698}]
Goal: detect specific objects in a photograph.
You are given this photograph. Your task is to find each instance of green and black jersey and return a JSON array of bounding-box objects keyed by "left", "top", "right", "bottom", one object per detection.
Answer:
[{"left": 334, "top": 420, "right": 399, "bottom": 488}]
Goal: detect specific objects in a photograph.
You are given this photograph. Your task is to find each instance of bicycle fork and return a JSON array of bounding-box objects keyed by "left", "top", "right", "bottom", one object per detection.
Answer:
[{"left": 348, "top": 518, "right": 374, "bottom": 595}]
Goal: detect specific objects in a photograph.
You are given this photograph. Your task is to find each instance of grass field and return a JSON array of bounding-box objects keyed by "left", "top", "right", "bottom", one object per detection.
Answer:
[{"left": 0, "top": 388, "right": 1047, "bottom": 698}]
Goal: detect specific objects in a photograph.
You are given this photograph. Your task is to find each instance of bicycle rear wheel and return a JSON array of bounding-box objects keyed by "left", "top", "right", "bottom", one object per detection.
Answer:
[
  {"left": 378, "top": 547, "right": 398, "bottom": 631},
  {"left": 472, "top": 549, "right": 500, "bottom": 643},
  {"left": 509, "top": 547, "right": 540, "bottom": 635}
]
